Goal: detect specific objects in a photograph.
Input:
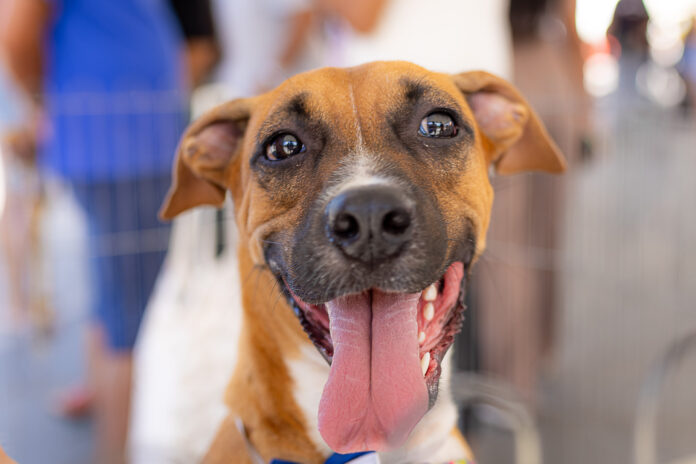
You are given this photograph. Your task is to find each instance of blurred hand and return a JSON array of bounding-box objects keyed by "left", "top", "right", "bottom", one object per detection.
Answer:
[
  {"left": 185, "top": 38, "right": 220, "bottom": 89},
  {"left": 2, "top": 127, "right": 36, "bottom": 162},
  {"left": 316, "top": 0, "right": 388, "bottom": 33},
  {"left": 1, "top": 107, "right": 43, "bottom": 163}
]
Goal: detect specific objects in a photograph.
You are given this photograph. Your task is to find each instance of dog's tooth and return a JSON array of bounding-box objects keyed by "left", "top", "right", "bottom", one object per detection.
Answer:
[
  {"left": 418, "top": 331, "right": 426, "bottom": 344},
  {"left": 421, "top": 352, "right": 430, "bottom": 376},
  {"left": 423, "top": 284, "right": 438, "bottom": 302},
  {"left": 423, "top": 302, "right": 434, "bottom": 321}
]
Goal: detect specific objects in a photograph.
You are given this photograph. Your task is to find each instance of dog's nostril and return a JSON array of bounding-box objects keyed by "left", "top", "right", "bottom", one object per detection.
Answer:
[
  {"left": 333, "top": 212, "right": 360, "bottom": 240},
  {"left": 382, "top": 209, "right": 411, "bottom": 236}
]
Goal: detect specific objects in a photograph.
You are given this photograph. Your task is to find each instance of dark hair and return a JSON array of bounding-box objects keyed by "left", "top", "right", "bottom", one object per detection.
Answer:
[{"left": 509, "top": 0, "right": 554, "bottom": 39}]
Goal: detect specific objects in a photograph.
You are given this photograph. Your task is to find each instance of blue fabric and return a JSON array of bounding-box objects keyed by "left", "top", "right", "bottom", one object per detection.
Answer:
[
  {"left": 72, "top": 175, "right": 171, "bottom": 350},
  {"left": 271, "top": 452, "right": 373, "bottom": 464},
  {"left": 325, "top": 452, "right": 373, "bottom": 464},
  {"left": 41, "top": 0, "right": 187, "bottom": 182}
]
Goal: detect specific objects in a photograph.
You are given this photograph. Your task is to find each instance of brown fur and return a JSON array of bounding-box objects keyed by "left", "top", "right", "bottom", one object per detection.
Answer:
[{"left": 161, "top": 62, "right": 564, "bottom": 461}]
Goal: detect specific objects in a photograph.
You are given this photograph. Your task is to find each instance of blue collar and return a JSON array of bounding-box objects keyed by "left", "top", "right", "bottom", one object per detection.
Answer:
[
  {"left": 235, "top": 417, "right": 376, "bottom": 464},
  {"left": 271, "top": 451, "right": 374, "bottom": 464}
]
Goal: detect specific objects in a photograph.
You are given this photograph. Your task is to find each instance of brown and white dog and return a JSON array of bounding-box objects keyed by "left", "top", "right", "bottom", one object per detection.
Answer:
[{"left": 160, "top": 61, "right": 564, "bottom": 463}]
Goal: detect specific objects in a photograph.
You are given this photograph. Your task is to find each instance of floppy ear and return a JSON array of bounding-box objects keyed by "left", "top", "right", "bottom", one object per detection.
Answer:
[
  {"left": 452, "top": 71, "right": 566, "bottom": 175},
  {"left": 160, "top": 98, "right": 253, "bottom": 220}
]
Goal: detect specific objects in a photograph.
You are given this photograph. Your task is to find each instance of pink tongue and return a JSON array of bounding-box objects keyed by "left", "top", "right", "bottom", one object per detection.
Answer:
[{"left": 318, "top": 290, "right": 428, "bottom": 453}]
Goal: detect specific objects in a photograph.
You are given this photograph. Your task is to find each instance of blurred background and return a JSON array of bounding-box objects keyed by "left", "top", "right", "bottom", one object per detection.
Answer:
[{"left": 1, "top": 0, "right": 696, "bottom": 463}]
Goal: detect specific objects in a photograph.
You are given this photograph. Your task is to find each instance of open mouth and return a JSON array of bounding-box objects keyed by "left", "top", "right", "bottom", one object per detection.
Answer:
[{"left": 282, "top": 262, "right": 466, "bottom": 452}]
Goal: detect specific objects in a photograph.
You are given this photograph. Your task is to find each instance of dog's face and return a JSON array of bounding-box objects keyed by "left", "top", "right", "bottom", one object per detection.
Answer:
[{"left": 162, "top": 61, "right": 564, "bottom": 453}]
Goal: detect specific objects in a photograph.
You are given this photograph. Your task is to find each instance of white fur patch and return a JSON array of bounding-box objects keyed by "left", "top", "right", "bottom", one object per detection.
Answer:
[
  {"left": 348, "top": 82, "right": 365, "bottom": 148},
  {"left": 321, "top": 155, "right": 394, "bottom": 202},
  {"left": 287, "top": 343, "right": 333, "bottom": 456}
]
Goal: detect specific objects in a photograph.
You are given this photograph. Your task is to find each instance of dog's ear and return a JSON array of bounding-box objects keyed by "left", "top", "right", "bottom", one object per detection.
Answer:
[
  {"left": 160, "top": 98, "right": 253, "bottom": 220},
  {"left": 452, "top": 71, "right": 566, "bottom": 175}
]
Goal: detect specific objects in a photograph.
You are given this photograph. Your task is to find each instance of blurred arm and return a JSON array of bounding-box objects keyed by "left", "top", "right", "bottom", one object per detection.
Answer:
[
  {"left": 167, "top": 0, "right": 220, "bottom": 87},
  {"left": 0, "top": 0, "right": 51, "bottom": 160},
  {"left": 0, "top": 0, "right": 51, "bottom": 98},
  {"left": 317, "top": 0, "right": 389, "bottom": 33},
  {"left": 279, "top": 9, "right": 315, "bottom": 68},
  {"left": 185, "top": 38, "right": 220, "bottom": 87}
]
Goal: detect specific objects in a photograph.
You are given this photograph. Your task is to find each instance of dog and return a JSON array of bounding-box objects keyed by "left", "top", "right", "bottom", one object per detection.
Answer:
[
  {"left": 0, "top": 132, "right": 54, "bottom": 336},
  {"left": 160, "top": 61, "right": 565, "bottom": 463}
]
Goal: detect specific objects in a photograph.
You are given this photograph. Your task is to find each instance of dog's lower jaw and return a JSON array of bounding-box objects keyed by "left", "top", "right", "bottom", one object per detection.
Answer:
[
  {"left": 217, "top": 248, "right": 471, "bottom": 463},
  {"left": 288, "top": 342, "right": 472, "bottom": 462},
  {"left": 282, "top": 261, "right": 467, "bottom": 452}
]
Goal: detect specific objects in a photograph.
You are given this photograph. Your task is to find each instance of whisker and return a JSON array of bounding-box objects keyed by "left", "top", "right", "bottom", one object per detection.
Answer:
[{"left": 270, "top": 279, "right": 285, "bottom": 314}]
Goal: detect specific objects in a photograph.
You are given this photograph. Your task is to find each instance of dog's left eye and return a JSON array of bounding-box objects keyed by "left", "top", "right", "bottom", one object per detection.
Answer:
[
  {"left": 419, "top": 112, "right": 458, "bottom": 138},
  {"left": 265, "top": 133, "right": 305, "bottom": 161}
]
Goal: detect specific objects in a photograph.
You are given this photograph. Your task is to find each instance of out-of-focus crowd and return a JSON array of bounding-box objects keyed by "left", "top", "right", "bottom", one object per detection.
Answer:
[{"left": 0, "top": 0, "right": 695, "bottom": 463}]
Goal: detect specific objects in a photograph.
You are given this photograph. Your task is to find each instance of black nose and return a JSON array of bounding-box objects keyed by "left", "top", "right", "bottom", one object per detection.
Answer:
[{"left": 325, "top": 185, "right": 414, "bottom": 263}]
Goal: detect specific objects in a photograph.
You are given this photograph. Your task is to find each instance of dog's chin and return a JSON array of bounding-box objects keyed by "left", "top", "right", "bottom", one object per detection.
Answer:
[{"left": 279, "top": 262, "right": 466, "bottom": 453}]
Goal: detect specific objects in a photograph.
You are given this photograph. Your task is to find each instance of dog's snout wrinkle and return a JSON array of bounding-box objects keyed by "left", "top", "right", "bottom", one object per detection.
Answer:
[{"left": 325, "top": 185, "right": 414, "bottom": 264}]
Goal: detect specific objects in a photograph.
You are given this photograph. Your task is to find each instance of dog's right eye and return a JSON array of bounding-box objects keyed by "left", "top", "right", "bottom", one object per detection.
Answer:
[
  {"left": 419, "top": 112, "right": 458, "bottom": 138},
  {"left": 265, "top": 133, "right": 305, "bottom": 161}
]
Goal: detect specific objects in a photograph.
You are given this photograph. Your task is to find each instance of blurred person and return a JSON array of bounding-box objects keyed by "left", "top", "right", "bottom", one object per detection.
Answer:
[
  {"left": 211, "top": 0, "right": 321, "bottom": 96},
  {"left": 167, "top": 0, "right": 221, "bottom": 88},
  {"left": 609, "top": 0, "right": 650, "bottom": 57},
  {"left": 128, "top": 0, "right": 324, "bottom": 461},
  {"left": 0, "top": 0, "right": 191, "bottom": 462},
  {"left": 473, "top": 0, "right": 592, "bottom": 406},
  {"left": 609, "top": 0, "right": 651, "bottom": 99}
]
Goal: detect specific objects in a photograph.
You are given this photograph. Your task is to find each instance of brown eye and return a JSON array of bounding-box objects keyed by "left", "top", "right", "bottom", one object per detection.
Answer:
[
  {"left": 265, "top": 133, "right": 305, "bottom": 161},
  {"left": 419, "top": 112, "right": 458, "bottom": 138}
]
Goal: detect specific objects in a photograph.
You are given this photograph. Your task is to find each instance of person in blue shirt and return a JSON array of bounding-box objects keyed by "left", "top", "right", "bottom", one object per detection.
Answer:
[{"left": 0, "top": 0, "right": 199, "bottom": 461}]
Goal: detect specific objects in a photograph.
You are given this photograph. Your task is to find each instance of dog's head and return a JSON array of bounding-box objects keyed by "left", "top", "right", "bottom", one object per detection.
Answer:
[{"left": 161, "top": 61, "right": 564, "bottom": 453}]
